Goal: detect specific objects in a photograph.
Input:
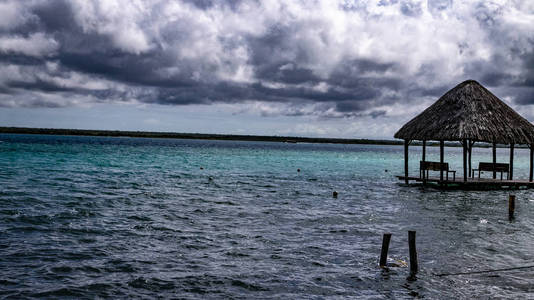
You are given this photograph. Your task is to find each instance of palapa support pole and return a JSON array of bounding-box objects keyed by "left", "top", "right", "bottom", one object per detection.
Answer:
[
  {"left": 468, "top": 140, "right": 474, "bottom": 178},
  {"left": 379, "top": 233, "right": 392, "bottom": 268},
  {"left": 404, "top": 139, "right": 409, "bottom": 184},
  {"left": 530, "top": 145, "right": 533, "bottom": 182},
  {"left": 426, "top": 141, "right": 430, "bottom": 185},
  {"left": 408, "top": 231, "right": 418, "bottom": 274},
  {"left": 440, "top": 140, "right": 444, "bottom": 183},
  {"left": 492, "top": 142, "right": 497, "bottom": 179},
  {"left": 422, "top": 140, "right": 426, "bottom": 161},
  {"left": 509, "top": 194, "right": 515, "bottom": 220},
  {"left": 509, "top": 143, "right": 514, "bottom": 180},
  {"left": 462, "top": 139, "right": 467, "bottom": 182}
]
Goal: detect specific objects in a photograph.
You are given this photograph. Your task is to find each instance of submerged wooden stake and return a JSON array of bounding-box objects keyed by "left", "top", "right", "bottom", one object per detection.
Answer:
[
  {"left": 408, "top": 231, "right": 418, "bottom": 274},
  {"left": 379, "top": 233, "right": 392, "bottom": 268},
  {"left": 509, "top": 194, "right": 515, "bottom": 220}
]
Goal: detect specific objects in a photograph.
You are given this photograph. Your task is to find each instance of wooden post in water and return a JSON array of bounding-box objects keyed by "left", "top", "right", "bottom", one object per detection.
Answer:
[
  {"left": 408, "top": 231, "right": 418, "bottom": 274},
  {"left": 509, "top": 144, "right": 514, "bottom": 180},
  {"left": 404, "top": 140, "right": 409, "bottom": 184},
  {"left": 509, "top": 195, "right": 515, "bottom": 220},
  {"left": 440, "top": 141, "right": 444, "bottom": 183},
  {"left": 379, "top": 233, "right": 392, "bottom": 268},
  {"left": 462, "top": 139, "right": 467, "bottom": 182},
  {"left": 530, "top": 145, "right": 533, "bottom": 182},
  {"left": 493, "top": 142, "right": 497, "bottom": 179}
]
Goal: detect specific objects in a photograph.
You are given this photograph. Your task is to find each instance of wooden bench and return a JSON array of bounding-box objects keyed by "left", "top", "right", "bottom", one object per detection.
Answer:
[
  {"left": 420, "top": 161, "right": 456, "bottom": 181},
  {"left": 473, "top": 162, "right": 509, "bottom": 180}
]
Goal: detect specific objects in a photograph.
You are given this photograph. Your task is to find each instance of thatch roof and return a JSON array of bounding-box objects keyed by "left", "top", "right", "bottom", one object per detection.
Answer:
[{"left": 394, "top": 80, "right": 534, "bottom": 144}]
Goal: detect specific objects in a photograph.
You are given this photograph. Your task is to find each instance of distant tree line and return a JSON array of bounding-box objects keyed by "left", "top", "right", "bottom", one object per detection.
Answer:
[
  {"left": 0, "top": 127, "right": 523, "bottom": 147},
  {"left": 0, "top": 126, "right": 403, "bottom": 145}
]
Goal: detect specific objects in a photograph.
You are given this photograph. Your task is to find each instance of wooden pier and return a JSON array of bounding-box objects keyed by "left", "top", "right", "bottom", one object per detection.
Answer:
[{"left": 397, "top": 175, "right": 534, "bottom": 190}]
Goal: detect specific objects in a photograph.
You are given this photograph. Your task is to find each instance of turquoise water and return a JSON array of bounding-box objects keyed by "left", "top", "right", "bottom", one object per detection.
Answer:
[{"left": 1, "top": 134, "right": 534, "bottom": 298}]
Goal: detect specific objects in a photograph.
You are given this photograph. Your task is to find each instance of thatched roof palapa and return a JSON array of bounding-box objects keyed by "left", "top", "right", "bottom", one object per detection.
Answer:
[{"left": 394, "top": 80, "right": 534, "bottom": 144}]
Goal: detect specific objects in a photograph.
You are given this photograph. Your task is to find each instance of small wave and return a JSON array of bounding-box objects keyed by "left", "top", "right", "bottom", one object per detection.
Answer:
[
  {"left": 104, "top": 260, "right": 138, "bottom": 273},
  {"left": 50, "top": 265, "right": 73, "bottom": 273},
  {"left": 31, "top": 287, "right": 85, "bottom": 298},
  {"left": 77, "top": 265, "right": 102, "bottom": 273},
  {"left": 311, "top": 261, "right": 326, "bottom": 267},
  {"left": 225, "top": 251, "right": 250, "bottom": 257},
  {"left": 150, "top": 225, "right": 179, "bottom": 232},
  {"left": 213, "top": 200, "right": 238, "bottom": 206},
  {"left": 127, "top": 215, "right": 152, "bottom": 221},
  {"left": 128, "top": 277, "right": 176, "bottom": 291},
  {"left": 8, "top": 214, "right": 52, "bottom": 225},
  {"left": 231, "top": 279, "right": 268, "bottom": 291},
  {"left": 0, "top": 279, "right": 18, "bottom": 285}
]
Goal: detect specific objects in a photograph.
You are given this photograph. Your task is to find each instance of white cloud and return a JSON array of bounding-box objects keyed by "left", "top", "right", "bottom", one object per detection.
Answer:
[
  {"left": 0, "top": 1, "right": 26, "bottom": 29},
  {"left": 70, "top": 0, "right": 152, "bottom": 54},
  {"left": 0, "top": 33, "right": 58, "bottom": 57}
]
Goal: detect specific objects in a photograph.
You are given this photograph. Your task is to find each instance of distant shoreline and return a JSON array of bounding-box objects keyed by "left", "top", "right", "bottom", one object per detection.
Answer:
[
  {"left": 0, "top": 126, "right": 403, "bottom": 145},
  {"left": 0, "top": 127, "right": 521, "bottom": 148}
]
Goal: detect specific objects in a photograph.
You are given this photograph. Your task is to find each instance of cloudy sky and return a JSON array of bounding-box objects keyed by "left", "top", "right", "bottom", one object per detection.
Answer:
[{"left": 0, "top": 0, "right": 533, "bottom": 138}]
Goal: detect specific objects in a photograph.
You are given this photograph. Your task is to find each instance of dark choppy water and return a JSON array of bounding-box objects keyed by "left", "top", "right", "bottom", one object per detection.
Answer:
[{"left": 1, "top": 134, "right": 534, "bottom": 298}]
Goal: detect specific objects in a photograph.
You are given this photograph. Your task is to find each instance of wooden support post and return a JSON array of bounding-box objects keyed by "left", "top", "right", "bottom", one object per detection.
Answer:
[
  {"left": 404, "top": 140, "right": 409, "bottom": 184},
  {"left": 509, "top": 195, "right": 515, "bottom": 220},
  {"left": 468, "top": 140, "right": 474, "bottom": 178},
  {"left": 440, "top": 140, "right": 444, "bottom": 182},
  {"left": 530, "top": 145, "right": 533, "bottom": 182},
  {"left": 492, "top": 142, "right": 497, "bottom": 179},
  {"left": 408, "top": 231, "right": 418, "bottom": 274},
  {"left": 426, "top": 140, "right": 427, "bottom": 185},
  {"left": 463, "top": 139, "right": 467, "bottom": 182},
  {"left": 509, "top": 143, "right": 514, "bottom": 180},
  {"left": 422, "top": 141, "right": 426, "bottom": 161},
  {"left": 379, "top": 233, "right": 392, "bottom": 268}
]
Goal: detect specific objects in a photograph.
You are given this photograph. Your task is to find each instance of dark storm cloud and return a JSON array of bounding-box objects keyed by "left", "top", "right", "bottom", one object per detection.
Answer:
[
  {"left": 516, "top": 51, "right": 534, "bottom": 88},
  {"left": 0, "top": 0, "right": 533, "bottom": 117},
  {"left": 33, "top": 0, "right": 75, "bottom": 32},
  {"left": 58, "top": 52, "right": 200, "bottom": 88},
  {"left": 0, "top": 53, "right": 46, "bottom": 66},
  {"left": 8, "top": 78, "right": 72, "bottom": 92},
  {"left": 509, "top": 87, "right": 534, "bottom": 106},
  {"left": 254, "top": 62, "right": 320, "bottom": 85}
]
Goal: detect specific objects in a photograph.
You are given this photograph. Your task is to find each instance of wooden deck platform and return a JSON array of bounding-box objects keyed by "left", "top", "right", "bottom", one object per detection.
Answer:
[{"left": 397, "top": 175, "right": 534, "bottom": 190}]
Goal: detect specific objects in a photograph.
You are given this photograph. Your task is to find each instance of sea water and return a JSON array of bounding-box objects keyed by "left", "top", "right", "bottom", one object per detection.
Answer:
[{"left": 1, "top": 134, "right": 533, "bottom": 298}]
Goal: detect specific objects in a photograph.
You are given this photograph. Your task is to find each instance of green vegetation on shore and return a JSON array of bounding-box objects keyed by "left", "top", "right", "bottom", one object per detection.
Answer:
[
  {"left": 0, "top": 127, "right": 519, "bottom": 148},
  {"left": 0, "top": 126, "right": 403, "bottom": 145}
]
